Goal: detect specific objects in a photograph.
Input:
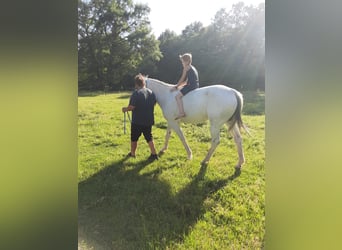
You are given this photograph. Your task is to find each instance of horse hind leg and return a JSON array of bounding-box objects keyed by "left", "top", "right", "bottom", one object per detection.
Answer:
[
  {"left": 201, "top": 124, "right": 221, "bottom": 165},
  {"left": 229, "top": 123, "right": 245, "bottom": 169}
]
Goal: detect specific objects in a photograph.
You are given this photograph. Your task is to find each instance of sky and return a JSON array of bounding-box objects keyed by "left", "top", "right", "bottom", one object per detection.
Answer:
[{"left": 134, "top": 0, "right": 265, "bottom": 37}]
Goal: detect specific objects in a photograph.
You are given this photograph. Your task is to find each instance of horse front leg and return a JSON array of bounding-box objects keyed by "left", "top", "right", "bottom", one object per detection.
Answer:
[
  {"left": 160, "top": 127, "right": 171, "bottom": 153},
  {"left": 170, "top": 123, "right": 192, "bottom": 160}
]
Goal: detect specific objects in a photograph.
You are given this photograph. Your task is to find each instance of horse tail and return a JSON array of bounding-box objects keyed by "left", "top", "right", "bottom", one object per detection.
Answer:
[{"left": 228, "top": 91, "right": 250, "bottom": 135}]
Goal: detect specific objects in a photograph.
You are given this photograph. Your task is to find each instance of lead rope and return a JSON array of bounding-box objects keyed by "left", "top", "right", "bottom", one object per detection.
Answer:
[{"left": 123, "top": 111, "right": 132, "bottom": 134}]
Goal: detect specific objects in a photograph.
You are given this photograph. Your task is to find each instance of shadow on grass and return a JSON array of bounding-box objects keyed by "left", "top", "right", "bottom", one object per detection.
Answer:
[{"left": 78, "top": 157, "right": 240, "bottom": 249}]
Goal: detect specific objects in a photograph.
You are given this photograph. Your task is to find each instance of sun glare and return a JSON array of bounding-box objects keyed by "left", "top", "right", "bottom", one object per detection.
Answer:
[{"left": 135, "top": 0, "right": 264, "bottom": 37}]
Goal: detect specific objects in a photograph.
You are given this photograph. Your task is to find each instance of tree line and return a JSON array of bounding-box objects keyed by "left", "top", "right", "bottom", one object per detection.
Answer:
[{"left": 78, "top": 0, "right": 265, "bottom": 91}]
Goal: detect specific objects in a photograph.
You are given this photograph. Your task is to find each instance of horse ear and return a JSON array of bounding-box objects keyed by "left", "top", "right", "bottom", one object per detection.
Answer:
[{"left": 139, "top": 73, "right": 148, "bottom": 79}]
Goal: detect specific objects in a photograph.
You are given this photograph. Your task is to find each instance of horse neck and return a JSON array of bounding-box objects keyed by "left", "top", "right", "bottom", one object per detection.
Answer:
[{"left": 147, "top": 79, "right": 172, "bottom": 107}]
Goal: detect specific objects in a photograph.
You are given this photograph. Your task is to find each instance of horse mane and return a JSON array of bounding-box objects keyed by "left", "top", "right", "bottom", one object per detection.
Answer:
[{"left": 147, "top": 78, "right": 174, "bottom": 88}]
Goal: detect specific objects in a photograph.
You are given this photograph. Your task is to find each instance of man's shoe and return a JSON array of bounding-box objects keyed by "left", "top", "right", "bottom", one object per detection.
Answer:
[
  {"left": 148, "top": 154, "right": 158, "bottom": 161},
  {"left": 127, "top": 152, "right": 136, "bottom": 158}
]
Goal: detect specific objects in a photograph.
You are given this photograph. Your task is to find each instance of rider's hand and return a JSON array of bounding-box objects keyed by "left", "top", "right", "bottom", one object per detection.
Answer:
[{"left": 170, "top": 86, "right": 177, "bottom": 92}]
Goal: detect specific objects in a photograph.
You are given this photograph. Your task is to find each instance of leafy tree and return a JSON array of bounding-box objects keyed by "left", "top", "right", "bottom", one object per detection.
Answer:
[
  {"left": 78, "top": 0, "right": 161, "bottom": 91},
  {"left": 181, "top": 21, "right": 204, "bottom": 39},
  {"left": 154, "top": 2, "right": 264, "bottom": 91},
  {"left": 78, "top": 0, "right": 264, "bottom": 91},
  {"left": 154, "top": 30, "right": 182, "bottom": 83}
]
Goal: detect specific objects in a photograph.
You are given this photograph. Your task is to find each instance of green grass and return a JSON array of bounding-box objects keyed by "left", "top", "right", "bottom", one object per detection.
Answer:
[{"left": 78, "top": 91, "right": 265, "bottom": 249}]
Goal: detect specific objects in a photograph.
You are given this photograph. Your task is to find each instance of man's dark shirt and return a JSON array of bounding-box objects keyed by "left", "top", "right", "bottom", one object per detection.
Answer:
[{"left": 129, "top": 87, "right": 156, "bottom": 126}]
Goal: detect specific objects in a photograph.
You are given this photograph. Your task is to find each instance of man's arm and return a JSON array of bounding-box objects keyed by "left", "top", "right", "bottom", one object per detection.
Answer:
[{"left": 176, "top": 68, "right": 188, "bottom": 86}]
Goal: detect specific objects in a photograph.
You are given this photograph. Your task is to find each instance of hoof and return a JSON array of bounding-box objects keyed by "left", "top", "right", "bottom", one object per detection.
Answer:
[
  {"left": 201, "top": 159, "right": 208, "bottom": 165},
  {"left": 234, "top": 165, "right": 242, "bottom": 176},
  {"left": 201, "top": 161, "right": 208, "bottom": 166},
  {"left": 175, "top": 113, "right": 186, "bottom": 120},
  {"left": 160, "top": 147, "right": 167, "bottom": 152}
]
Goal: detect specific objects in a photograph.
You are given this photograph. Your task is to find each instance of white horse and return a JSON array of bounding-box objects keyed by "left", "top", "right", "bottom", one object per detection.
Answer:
[{"left": 145, "top": 77, "right": 248, "bottom": 169}]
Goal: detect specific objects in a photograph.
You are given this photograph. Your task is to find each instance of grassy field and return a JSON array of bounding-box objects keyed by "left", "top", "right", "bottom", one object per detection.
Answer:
[{"left": 78, "top": 90, "right": 265, "bottom": 249}]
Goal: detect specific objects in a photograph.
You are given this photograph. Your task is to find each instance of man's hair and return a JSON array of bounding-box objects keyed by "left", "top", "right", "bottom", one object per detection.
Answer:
[
  {"left": 134, "top": 74, "right": 145, "bottom": 87},
  {"left": 179, "top": 53, "right": 192, "bottom": 64}
]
